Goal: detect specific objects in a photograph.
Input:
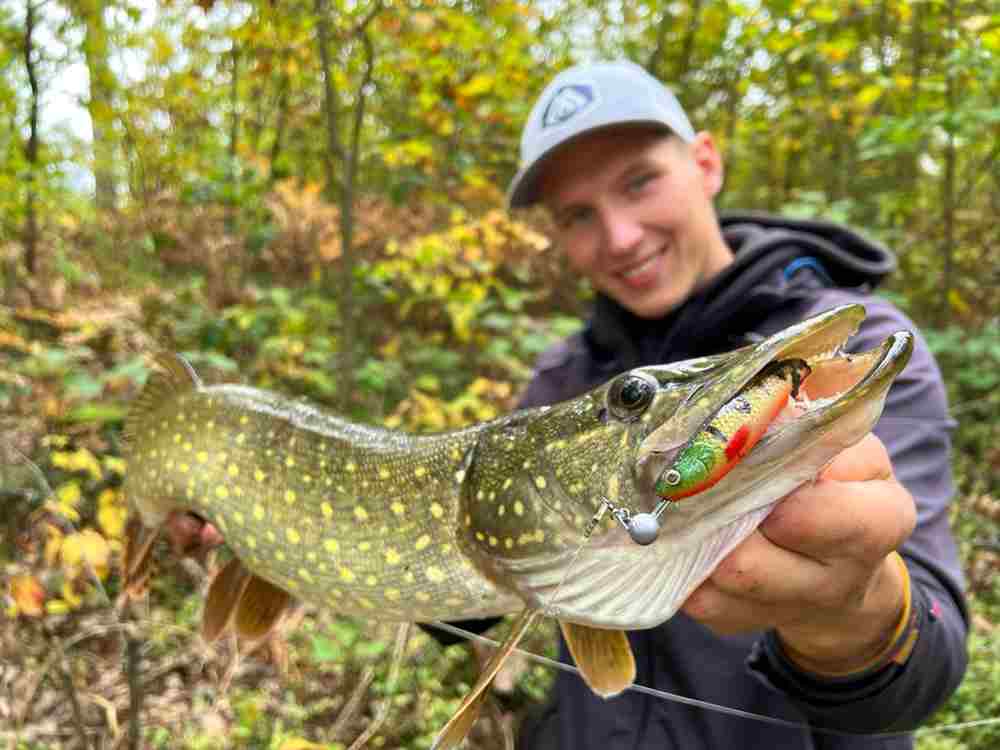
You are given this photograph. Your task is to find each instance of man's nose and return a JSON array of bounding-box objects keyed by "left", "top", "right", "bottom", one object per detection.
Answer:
[{"left": 602, "top": 210, "right": 643, "bottom": 254}]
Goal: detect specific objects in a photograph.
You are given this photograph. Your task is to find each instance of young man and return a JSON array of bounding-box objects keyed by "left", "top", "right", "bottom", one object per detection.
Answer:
[{"left": 494, "top": 60, "right": 968, "bottom": 749}]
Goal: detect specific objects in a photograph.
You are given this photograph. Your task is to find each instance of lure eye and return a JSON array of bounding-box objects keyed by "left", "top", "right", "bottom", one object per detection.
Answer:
[{"left": 608, "top": 372, "right": 657, "bottom": 421}]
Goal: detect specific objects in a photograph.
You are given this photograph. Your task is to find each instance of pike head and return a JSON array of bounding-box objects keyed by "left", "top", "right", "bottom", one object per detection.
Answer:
[{"left": 459, "top": 304, "right": 913, "bottom": 629}]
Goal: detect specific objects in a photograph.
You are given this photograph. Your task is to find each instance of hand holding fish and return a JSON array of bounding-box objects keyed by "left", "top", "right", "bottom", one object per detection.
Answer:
[{"left": 681, "top": 432, "right": 917, "bottom": 675}]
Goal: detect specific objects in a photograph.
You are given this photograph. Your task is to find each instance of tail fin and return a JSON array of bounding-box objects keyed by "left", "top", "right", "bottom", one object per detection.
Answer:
[{"left": 124, "top": 353, "right": 201, "bottom": 445}]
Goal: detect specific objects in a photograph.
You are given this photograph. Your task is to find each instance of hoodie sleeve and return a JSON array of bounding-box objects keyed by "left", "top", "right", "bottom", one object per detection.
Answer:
[{"left": 748, "top": 295, "right": 969, "bottom": 732}]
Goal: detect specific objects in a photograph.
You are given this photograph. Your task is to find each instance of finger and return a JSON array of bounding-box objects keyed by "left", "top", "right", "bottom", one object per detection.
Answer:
[
  {"left": 817, "top": 433, "right": 892, "bottom": 483},
  {"left": 682, "top": 575, "right": 838, "bottom": 636},
  {"left": 762, "top": 477, "right": 915, "bottom": 561}
]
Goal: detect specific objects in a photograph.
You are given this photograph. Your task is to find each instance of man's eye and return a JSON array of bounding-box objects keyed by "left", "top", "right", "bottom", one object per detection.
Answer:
[
  {"left": 626, "top": 172, "right": 657, "bottom": 193},
  {"left": 560, "top": 207, "right": 592, "bottom": 228}
]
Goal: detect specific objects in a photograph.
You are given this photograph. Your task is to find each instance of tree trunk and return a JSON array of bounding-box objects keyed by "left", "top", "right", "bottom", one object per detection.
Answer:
[
  {"left": 79, "top": 0, "right": 118, "bottom": 211},
  {"left": 22, "top": 0, "right": 40, "bottom": 276},
  {"left": 939, "top": 0, "right": 957, "bottom": 325}
]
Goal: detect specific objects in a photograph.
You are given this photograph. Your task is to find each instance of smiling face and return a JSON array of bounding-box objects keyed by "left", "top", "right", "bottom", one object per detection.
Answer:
[{"left": 538, "top": 127, "right": 734, "bottom": 319}]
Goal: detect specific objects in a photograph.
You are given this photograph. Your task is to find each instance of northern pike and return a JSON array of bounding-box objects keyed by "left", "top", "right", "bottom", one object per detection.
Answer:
[{"left": 122, "top": 304, "right": 913, "bottom": 747}]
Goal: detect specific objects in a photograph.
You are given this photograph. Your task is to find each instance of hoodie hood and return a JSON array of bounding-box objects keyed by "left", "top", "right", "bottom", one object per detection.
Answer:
[{"left": 585, "top": 212, "right": 896, "bottom": 370}]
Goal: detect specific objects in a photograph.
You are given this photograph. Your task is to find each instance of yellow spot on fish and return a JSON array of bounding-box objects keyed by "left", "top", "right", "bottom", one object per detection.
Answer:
[
  {"left": 488, "top": 536, "right": 498, "bottom": 547},
  {"left": 404, "top": 572, "right": 416, "bottom": 584},
  {"left": 498, "top": 505, "right": 506, "bottom": 517},
  {"left": 276, "top": 550, "right": 286, "bottom": 562},
  {"left": 253, "top": 504, "right": 265, "bottom": 521},
  {"left": 358, "top": 541, "right": 371, "bottom": 552},
  {"left": 173, "top": 433, "right": 182, "bottom": 444},
  {"left": 514, "top": 500, "right": 525, "bottom": 516},
  {"left": 285, "top": 456, "right": 295, "bottom": 468},
  {"left": 464, "top": 514, "right": 471, "bottom": 527},
  {"left": 445, "top": 597, "right": 464, "bottom": 608},
  {"left": 246, "top": 536, "right": 256, "bottom": 549},
  {"left": 475, "top": 532, "right": 486, "bottom": 542},
  {"left": 385, "top": 588, "right": 400, "bottom": 601},
  {"left": 215, "top": 486, "right": 229, "bottom": 499},
  {"left": 415, "top": 592, "right": 430, "bottom": 603},
  {"left": 339, "top": 567, "right": 355, "bottom": 583},
  {"left": 503, "top": 478, "right": 513, "bottom": 489},
  {"left": 228, "top": 464, "right": 239, "bottom": 477},
  {"left": 183, "top": 442, "right": 192, "bottom": 452},
  {"left": 391, "top": 501, "right": 405, "bottom": 516},
  {"left": 321, "top": 502, "right": 333, "bottom": 519},
  {"left": 324, "top": 539, "right": 339, "bottom": 554},
  {"left": 298, "top": 568, "right": 313, "bottom": 583},
  {"left": 286, "top": 528, "right": 301, "bottom": 544},
  {"left": 430, "top": 502, "right": 444, "bottom": 519},
  {"left": 240, "top": 415, "right": 249, "bottom": 425},
  {"left": 285, "top": 489, "right": 297, "bottom": 504},
  {"left": 414, "top": 466, "right": 427, "bottom": 478},
  {"left": 236, "top": 433, "right": 246, "bottom": 445},
  {"left": 345, "top": 461, "right": 356, "bottom": 473},
  {"left": 415, "top": 534, "right": 431, "bottom": 551},
  {"left": 365, "top": 575, "right": 378, "bottom": 586},
  {"left": 303, "top": 474, "right": 313, "bottom": 484},
  {"left": 505, "top": 537, "right": 514, "bottom": 549},
  {"left": 255, "top": 469, "right": 266, "bottom": 483},
  {"left": 378, "top": 468, "right": 390, "bottom": 480},
  {"left": 534, "top": 476, "right": 547, "bottom": 489},
  {"left": 455, "top": 469, "right": 466, "bottom": 483},
  {"left": 354, "top": 506, "right": 369, "bottom": 522},
  {"left": 536, "top": 530, "right": 546, "bottom": 542},
  {"left": 267, "top": 530, "right": 276, "bottom": 542},
  {"left": 385, "top": 547, "right": 400, "bottom": 565},
  {"left": 425, "top": 567, "right": 445, "bottom": 583},
  {"left": 358, "top": 597, "right": 375, "bottom": 609},
  {"left": 233, "top": 511, "right": 244, "bottom": 525}
]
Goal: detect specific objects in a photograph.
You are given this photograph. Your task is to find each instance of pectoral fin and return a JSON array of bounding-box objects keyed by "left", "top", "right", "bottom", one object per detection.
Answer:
[
  {"left": 559, "top": 621, "right": 635, "bottom": 697},
  {"left": 123, "top": 515, "right": 160, "bottom": 598},
  {"left": 432, "top": 609, "right": 538, "bottom": 750},
  {"left": 202, "top": 556, "right": 251, "bottom": 642},
  {"left": 235, "top": 574, "right": 293, "bottom": 642}
]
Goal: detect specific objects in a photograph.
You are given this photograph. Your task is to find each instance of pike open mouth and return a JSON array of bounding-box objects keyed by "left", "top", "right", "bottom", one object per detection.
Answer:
[{"left": 642, "top": 305, "right": 914, "bottom": 503}]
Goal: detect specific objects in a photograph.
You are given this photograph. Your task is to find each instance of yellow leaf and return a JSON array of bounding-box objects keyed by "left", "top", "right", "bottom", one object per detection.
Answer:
[
  {"left": 10, "top": 575, "right": 45, "bottom": 617},
  {"left": 61, "top": 529, "right": 111, "bottom": 580},
  {"left": 948, "top": 289, "right": 970, "bottom": 316},
  {"left": 457, "top": 73, "right": 494, "bottom": 98},
  {"left": 278, "top": 739, "right": 331, "bottom": 750},
  {"left": 56, "top": 481, "right": 82, "bottom": 507},
  {"left": 98, "top": 501, "right": 128, "bottom": 540},
  {"left": 61, "top": 580, "right": 83, "bottom": 609},
  {"left": 45, "top": 524, "right": 64, "bottom": 567},
  {"left": 855, "top": 84, "right": 882, "bottom": 108},
  {"left": 45, "top": 600, "right": 71, "bottom": 616}
]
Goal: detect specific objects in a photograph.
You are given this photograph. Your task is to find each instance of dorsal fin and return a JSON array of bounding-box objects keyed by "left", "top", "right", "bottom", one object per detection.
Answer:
[{"left": 124, "top": 353, "right": 202, "bottom": 444}]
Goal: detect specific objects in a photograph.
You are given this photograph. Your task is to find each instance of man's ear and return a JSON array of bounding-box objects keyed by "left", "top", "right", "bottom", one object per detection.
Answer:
[{"left": 690, "top": 131, "right": 724, "bottom": 199}]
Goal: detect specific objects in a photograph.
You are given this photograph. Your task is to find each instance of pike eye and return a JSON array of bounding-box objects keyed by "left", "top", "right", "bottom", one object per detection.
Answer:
[{"left": 608, "top": 372, "right": 656, "bottom": 421}]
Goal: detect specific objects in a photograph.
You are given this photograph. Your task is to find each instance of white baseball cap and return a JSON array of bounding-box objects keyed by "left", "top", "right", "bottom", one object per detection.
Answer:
[{"left": 507, "top": 60, "right": 695, "bottom": 209}]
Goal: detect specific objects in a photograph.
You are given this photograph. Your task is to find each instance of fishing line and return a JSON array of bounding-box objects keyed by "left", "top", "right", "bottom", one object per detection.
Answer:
[{"left": 428, "top": 620, "right": 1000, "bottom": 740}]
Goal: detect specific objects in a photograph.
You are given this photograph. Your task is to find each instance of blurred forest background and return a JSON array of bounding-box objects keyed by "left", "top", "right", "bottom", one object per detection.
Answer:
[{"left": 1, "top": 0, "right": 998, "bottom": 747}]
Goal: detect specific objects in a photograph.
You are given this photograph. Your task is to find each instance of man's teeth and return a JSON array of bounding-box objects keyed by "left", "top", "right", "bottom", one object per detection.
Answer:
[{"left": 622, "top": 256, "right": 658, "bottom": 278}]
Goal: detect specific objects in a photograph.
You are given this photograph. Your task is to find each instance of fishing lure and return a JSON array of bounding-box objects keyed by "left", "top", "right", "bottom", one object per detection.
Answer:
[{"left": 655, "top": 358, "right": 812, "bottom": 501}]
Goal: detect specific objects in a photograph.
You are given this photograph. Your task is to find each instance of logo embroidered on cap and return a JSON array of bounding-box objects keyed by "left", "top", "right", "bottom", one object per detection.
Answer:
[{"left": 542, "top": 84, "right": 596, "bottom": 129}]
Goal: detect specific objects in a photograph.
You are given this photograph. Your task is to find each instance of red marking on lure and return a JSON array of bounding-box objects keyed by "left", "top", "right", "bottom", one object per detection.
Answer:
[
  {"left": 656, "top": 359, "right": 811, "bottom": 501},
  {"left": 724, "top": 424, "right": 751, "bottom": 461}
]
